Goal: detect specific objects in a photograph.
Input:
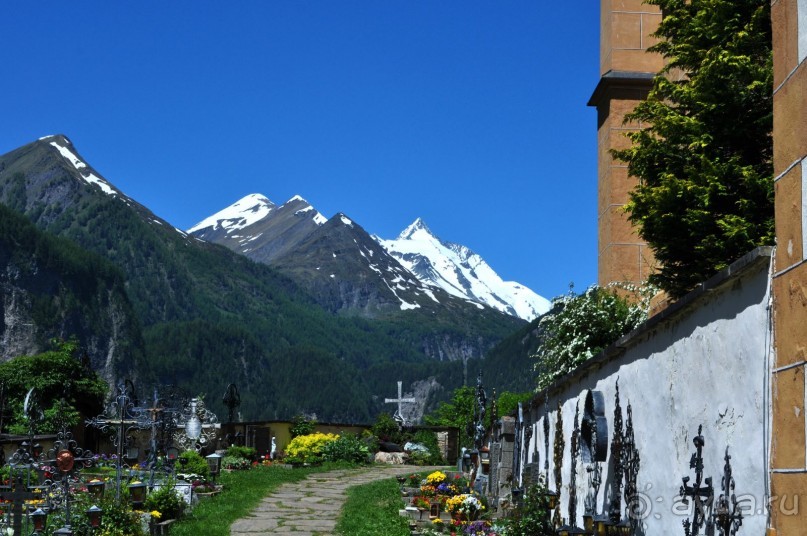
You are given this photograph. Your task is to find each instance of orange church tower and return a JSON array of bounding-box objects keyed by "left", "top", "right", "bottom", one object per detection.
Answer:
[{"left": 588, "top": 1, "right": 663, "bottom": 288}]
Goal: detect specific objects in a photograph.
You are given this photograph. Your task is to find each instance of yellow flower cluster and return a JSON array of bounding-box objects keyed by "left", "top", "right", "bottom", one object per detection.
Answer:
[
  {"left": 285, "top": 432, "right": 340, "bottom": 461},
  {"left": 444, "top": 493, "right": 484, "bottom": 515},
  {"left": 426, "top": 471, "right": 446, "bottom": 485}
]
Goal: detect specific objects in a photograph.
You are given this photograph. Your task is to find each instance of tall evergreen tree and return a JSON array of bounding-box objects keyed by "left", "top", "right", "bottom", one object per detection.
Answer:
[{"left": 612, "top": 0, "right": 773, "bottom": 297}]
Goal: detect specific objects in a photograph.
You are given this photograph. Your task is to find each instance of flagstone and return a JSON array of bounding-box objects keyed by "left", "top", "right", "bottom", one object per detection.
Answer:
[{"left": 230, "top": 465, "right": 444, "bottom": 536}]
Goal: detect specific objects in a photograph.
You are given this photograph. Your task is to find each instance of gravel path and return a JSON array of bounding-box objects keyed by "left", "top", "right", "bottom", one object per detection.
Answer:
[{"left": 230, "top": 465, "right": 443, "bottom": 535}]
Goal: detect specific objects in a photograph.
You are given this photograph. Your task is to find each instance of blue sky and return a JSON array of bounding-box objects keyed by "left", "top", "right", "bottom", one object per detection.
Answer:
[{"left": 2, "top": 2, "right": 600, "bottom": 301}]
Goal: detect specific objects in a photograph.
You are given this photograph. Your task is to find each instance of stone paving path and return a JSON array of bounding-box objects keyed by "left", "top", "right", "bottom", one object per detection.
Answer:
[{"left": 230, "top": 465, "right": 444, "bottom": 535}]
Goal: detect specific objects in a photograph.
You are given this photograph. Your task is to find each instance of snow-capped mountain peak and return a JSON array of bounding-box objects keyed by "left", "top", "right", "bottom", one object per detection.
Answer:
[
  {"left": 399, "top": 217, "right": 433, "bottom": 240},
  {"left": 284, "top": 195, "right": 328, "bottom": 225},
  {"left": 189, "top": 193, "right": 547, "bottom": 321},
  {"left": 376, "top": 219, "right": 550, "bottom": 321},
  {"left": 188, "top": 193, "right": 276, "bottom": 234}
]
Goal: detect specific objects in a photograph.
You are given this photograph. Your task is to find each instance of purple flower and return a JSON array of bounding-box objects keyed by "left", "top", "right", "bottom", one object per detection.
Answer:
[{"left": 463, "top": 520, "right": 493, "bottom": 535}]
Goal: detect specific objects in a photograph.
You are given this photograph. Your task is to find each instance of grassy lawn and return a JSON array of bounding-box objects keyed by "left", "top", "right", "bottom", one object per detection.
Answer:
[
  {"left": 334, "top": 477, "right": 410, "bottom": 536},
  {"left": 170, "top": 463, "right": 343, "bottom": 536}
]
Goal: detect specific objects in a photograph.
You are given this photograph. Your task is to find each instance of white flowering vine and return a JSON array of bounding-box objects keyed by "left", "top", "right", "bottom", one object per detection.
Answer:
[{"left": 533, "top": 282, "right": 655, "bottom": 390}]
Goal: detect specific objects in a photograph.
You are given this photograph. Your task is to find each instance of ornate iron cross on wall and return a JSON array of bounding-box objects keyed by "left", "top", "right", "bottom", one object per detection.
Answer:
[
  {"left": 384, "top": 381, "right": 416, "bottom": 427},
  {"left": 680, "top": 425, "right": 714, "bottom": 536},
  {"left": 714, "top": 447, "right": 743, "bottom": 536}
]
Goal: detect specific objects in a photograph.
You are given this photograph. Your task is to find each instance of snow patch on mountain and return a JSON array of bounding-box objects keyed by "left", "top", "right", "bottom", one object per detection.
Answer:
[
  {"left": 188, "top": 193, "right": 276, "bottom": 233},
  {"left": 188, "top": 193, "right": 330, "bottom": 236},
  {"left": 49, "top": 140, "right": 117, "bottom": 196},
  {"left": 376, "top": 218, "right": 550, "bottom": 321}
]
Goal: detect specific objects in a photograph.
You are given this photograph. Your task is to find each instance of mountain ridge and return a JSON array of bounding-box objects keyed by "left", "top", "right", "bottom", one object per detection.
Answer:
[
  {"left": 377, "top": 218, "right": 550, "bottom": 320},
  {"left": 190, "top": 194, "right": 549, "bottom": 320},
  {"left": 0, "top": 135, "right": 527, "bottom": 422}
]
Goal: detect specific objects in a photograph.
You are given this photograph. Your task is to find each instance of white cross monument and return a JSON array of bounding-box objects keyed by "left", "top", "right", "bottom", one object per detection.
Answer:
[{"left": 385, "top": 381, "right": 416, "bottom": 427}]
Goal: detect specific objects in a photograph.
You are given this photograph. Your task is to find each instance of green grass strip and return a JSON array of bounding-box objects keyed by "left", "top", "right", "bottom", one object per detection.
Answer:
[
  {"left": 170, "top": 463, "right": 341, "bottom": 536},
  {"left": 335, "top": 477, "right": 410, "bottom": 536}
]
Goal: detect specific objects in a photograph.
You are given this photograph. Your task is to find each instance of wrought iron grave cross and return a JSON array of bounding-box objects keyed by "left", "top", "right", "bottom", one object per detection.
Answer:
[
  {"left": 0, "top": 473, "right": 44, "bottom": 536},
  {"left": 680, "top": 425, "right": 714, "bottom": 536},
  {"left": 384, "top": 381, "right": 416, "bottom": 427}
]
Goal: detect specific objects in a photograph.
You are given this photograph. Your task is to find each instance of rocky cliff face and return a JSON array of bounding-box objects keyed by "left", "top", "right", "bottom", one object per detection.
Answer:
[{"left": 0, "top": 203, "right": 144, "bottom": 381}]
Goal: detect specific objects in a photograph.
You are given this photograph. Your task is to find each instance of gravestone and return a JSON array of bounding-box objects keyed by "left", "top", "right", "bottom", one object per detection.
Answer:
[
  {"left": 153, "top": 479, "right": 193, "bottom": 505},
  {"left": 488, "top": 441, "right": 501, "bottom": 500},
  {"left": 494, "top": 417, "right": 516, "bottom": 509}
]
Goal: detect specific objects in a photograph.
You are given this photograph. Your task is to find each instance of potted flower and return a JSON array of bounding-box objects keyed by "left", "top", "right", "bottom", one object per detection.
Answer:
[
  {"left": 445, "top": 493, "right": 484, "bottom": 522},
  {"left": 412, "top": 495, "right": 430, "bottom": 511},
  {"left": 425, "top": 471, "right": 447, "bottom": 486}
]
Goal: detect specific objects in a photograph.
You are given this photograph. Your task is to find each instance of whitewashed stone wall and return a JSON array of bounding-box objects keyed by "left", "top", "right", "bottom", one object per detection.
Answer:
[{"left": 516, "top": 249, "right": 772, "bottom": 535}]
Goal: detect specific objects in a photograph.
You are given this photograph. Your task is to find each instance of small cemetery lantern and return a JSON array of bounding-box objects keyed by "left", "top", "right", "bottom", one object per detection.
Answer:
[
  {"left": 206, "top": 452, "right": 222, "bottom": 482},
  {"left": 86, "top": 505, "right": 103, "bottom": 528},
  {"left": 593, "top": 514, "right": 609, "bottom": 536},
  {"left": 542, "top": 488, "right": 559, "bottom": 510},
  {"left": 592, "top": 514, "right": 608, "bottom": 536},
  {"left": 583, "top": 514, "right": 595, "bottom": 534},
  {"left": 166, "top": 447, "right": 179, "bottom": 461},
  {"left": 53, "top": 527, "right": 73, "bottom": 536},
  {"left": 30, "top": 508, "right": 47, "bottom": 532},
  {"left": 86, "top": 479, "right": 105, "bottom": 500},
  {"left": 128, "top": 482, "right": 147, "bottom": 508},
  {"left": 461, "top": 451, "right": 472, "bottom": 472}
]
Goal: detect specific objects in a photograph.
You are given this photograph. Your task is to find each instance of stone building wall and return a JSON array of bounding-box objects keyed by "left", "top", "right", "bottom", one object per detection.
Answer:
[
  {"left": 770, "top": 1, "right": 807, "bottom": 533},
  {"left": 497, "top": 249, "right": 772, "bottom": 534},
  {"left": 590, "top": 0, "right": 662, "bottom": 289}
]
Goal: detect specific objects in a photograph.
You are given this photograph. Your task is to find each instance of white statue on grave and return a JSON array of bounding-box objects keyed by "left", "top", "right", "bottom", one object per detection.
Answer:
[{"left": 270, "top": 436, "right": 277, "bottom": 460}]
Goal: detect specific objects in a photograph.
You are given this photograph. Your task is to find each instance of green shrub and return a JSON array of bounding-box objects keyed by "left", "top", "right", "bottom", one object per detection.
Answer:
[
  {"left": 289, "top": 414, "right": 316, "bottom": 438},
  {"left": 321, "top": 434, "right": 370, "bottom": 465},
  {"left": 371, "top": 412, "right": 402, "bottom": 444},
  {"left": 222, "top": 455, "right": 251, "bottom": 470},
  {"left": 360, "top": 429, "right": 378, "bottom": 453},
  {"left": 225, "top": 445, "right": 256, "bottom": 461},
  {"left": 145, "top": 480, "right": 185, "bottom": 520},
  {"left": 98, "top": 496, "right": 147, "bottom": 536},
  {"left": 49, "top": 492, "right": 146, "bottom": 536},
  {"left": 0, "top": 465, "right": 39, "bottom": 485},
  {"left": 499, "top": 478, "right": 554, "bottom": 535},
  {"left": 177, "top": 450, "right": 210, "bottom": 480}
]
